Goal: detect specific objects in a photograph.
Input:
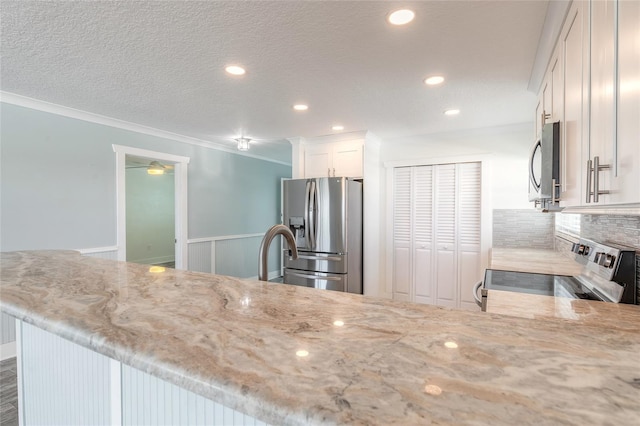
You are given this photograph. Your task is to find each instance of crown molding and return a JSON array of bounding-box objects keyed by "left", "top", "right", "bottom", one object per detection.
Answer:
[{"left": 0, "top": 91, "right": 291, "bottom": 167}]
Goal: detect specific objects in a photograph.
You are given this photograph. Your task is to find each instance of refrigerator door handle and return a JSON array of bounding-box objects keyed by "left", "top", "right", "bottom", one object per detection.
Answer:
[
  {"left": 286, "top": 271, "right": 342, "bottom": 281},
  {"left": 309, "top": 180, "right": 317, "bottom": 250},
  {"left": 304, "top": 180, "right": 311, "bottom": 250},
  {"left": 297, "top": 254, "right": 343, "bottom": 262}
]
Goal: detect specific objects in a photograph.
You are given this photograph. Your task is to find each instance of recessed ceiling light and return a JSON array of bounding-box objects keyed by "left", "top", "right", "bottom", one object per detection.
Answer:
[
  {"left": 225, "top": 65, "right": 245, "bottom": 76},
  {"left": 388, "top": 9, "right": 415, "bottom": 25},
  {"left": 425, "top": 76, "right": 445, "bottom": 86},
  {"left": 444, "top": 109, "right": 460, "bottom": 116},
  {"left": 293, "top": 104, "right": 309, "bottom": 111},
  {"left": 332, "top": 125, "right": 344, "bottom": 131}
]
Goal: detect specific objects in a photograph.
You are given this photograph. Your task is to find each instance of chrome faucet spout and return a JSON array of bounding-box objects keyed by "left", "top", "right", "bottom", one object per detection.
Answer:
[{"left": 258, "top": 224, "right": 298, "bottom": 281}]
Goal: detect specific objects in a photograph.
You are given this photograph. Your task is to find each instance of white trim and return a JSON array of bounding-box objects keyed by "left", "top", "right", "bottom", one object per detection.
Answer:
[
  {"left": 110, "top": 359, "right": 122, "bottom": 425},
  {"left": 0, "top": 341, "right": 16, "bottom": 361},
  {"left": 559, "top": 204, "right": 640, "bottom": 216},
  {"left": 113, "top": 145, "right": 189, "bottom": 269},
  {"left": 127, "top": 255, "right": 175, "bottom": 265},
  {"left": 1, "top": 91, "right": 291, "bottom": 166},
  {"left": 245, "top": 270, "right": 282, "bottom": 282},
  {"left": 76, "top": 246, "right": 119, "bottom": 255},
  {"left": 187, "top": 233, "right": 264, "bottom": 244},
  {"left": 15, "top": 320, "right": 24, "bottom": 426}
]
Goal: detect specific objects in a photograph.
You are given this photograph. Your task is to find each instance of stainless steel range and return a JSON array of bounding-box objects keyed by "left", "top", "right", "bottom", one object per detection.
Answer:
[{"left": 474, "top": 238, "right": 637, "bottom": 311}]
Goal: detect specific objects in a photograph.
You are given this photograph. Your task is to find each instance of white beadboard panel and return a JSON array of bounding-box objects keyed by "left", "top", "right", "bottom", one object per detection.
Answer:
[
  {"left": 1, "top": 313, "right": 16, "bottom": 344},
  {"left": 79, "top": 247, "right": 119, "bottom": 260},
  {"left": 121, "top": 364, "right": 267, "bottom": 426},
  {"left": 215, "top": 236, "right": 279, "bottom": 279},
  {"left": 20, "top": 321, "right": 112, "bottom": 425},
  {"left": 188, "top": 241, "right": 213, "bottom": 273}
]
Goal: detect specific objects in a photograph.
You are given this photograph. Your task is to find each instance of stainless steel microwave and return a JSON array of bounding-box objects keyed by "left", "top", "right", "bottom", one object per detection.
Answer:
[{"left": 528, "top": 121, "right": 561, "bottom": 211}]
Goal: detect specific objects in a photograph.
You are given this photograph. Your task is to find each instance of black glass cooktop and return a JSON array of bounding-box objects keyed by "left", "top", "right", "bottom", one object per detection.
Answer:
[{"left": 483, "top": 269, "right": 603, "bottom": 301}]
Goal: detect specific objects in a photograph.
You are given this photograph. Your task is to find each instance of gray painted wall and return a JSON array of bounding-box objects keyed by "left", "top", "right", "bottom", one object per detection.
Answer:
[
  {"left": 126, "top": 167, "right": 175, "bottom": 264},
  {"left": 0, "top": 102, "right": 291, "bottom": 251}
]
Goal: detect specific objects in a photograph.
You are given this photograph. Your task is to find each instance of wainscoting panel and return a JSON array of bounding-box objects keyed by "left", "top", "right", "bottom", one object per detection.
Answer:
[
  {"left": 215, "top": 235, "right": 279, "bottom": 279},
  {"left": 1, "top": 313, "right": 16, "bottom": 344},
  {"left": 188, "top": 241, "right": 213, "bottom": 273},
  {"left": 19, "top": 321, "right": 112, "bottom": 425},
  {"left": 121, "top": 364, "right": 267, "bottom": 426}
]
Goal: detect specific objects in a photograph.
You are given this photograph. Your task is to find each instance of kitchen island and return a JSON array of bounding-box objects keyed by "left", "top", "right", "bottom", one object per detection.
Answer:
[{"left": 1, "top": 250, "right": 639, "bottom": 425}]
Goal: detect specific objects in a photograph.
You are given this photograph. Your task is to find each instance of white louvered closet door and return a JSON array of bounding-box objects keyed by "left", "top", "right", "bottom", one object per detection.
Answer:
[
  {"left": 413, "top": 166, "right": 434, "bottom": 304},
  {"left": 434, "top": 164, "right": 457, "bottom": 307},
  {"left": 391, "top": 162, "right": 481, "bottom": 309},
  {"left": 457, "top": 162, "right": 482, "bottom": 310},
  {"left": 392, "top": 167, "right": 412, "bottom": 302}
]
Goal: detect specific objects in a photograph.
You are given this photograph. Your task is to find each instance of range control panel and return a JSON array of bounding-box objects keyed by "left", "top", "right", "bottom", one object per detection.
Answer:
[{"left": 571, "top": 238, "right": 637, "bottom": 304}]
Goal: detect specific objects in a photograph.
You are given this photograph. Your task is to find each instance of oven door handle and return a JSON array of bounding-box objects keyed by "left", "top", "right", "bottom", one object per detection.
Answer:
[{"left": 473, "top": 280, "right": 484, "bottom": 307}]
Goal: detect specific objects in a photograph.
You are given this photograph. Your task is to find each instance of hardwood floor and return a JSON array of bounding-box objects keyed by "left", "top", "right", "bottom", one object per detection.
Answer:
[{"left": 0, "top": 357, "right": 18, "bottom": 426}]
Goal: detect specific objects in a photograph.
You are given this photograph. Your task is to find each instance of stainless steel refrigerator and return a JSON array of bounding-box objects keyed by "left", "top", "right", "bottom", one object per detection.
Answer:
[{"left": 282, "top": 177, "right": 362, "bottom": 294}]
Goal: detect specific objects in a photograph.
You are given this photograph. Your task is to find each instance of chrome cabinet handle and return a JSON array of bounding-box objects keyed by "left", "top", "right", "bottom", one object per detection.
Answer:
[
  {"left": 551, "top": 178, "right": 561, "bottom": 205},
  {"left": 592, "top": 156, "right": 610, "bottom": 203},
  {"left": 327, "top": 168, "right": 330, "bottom": 177},
  {"left": 586, "top": 159, "right": 593, "bottom": 203},
  {"left": 332, "top": 168, "right": 335, "bottom": 177},
  {"left": 473, "top": 281, "right": 483, "bottom": 307}
]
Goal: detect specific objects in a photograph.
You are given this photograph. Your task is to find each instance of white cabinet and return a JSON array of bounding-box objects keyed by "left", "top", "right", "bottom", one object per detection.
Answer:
[
  {"left": 559, "top": 1, "right": 589, "bottom": 207},
  {"left": 548, "top": 0, "right": 640, "bottom": 208},
  {"left": 304, "top": 141, "right": 363, "bottom": 178},
  {"left": 392, "top": 162, "right": 481, "bottom": 310}
]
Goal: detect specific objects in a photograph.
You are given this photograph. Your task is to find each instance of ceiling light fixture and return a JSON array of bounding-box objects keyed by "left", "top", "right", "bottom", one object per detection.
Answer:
[
  {"left": 293, "top": 104, "right": 308, "bottom": 111},
  {"left": 332, "top": 125, "right": 344, "bottom": 131},
  {"left": 147, "top": 161, "right": 166, "bottom": 175},
  {"left": 425, "top": 76, "right": 445, "bottom": 86},
  {"left": 388, "top": 9, "right": 415, "bottom": 25},
  {"left": 235, "top": 137, "right": 251, "bottom": 151},
  {"left": 225, "top": 65, "right": 246, "bottom": 76},
  {"left": 444, "top": 109, "right": 460, "bottom": 116}
]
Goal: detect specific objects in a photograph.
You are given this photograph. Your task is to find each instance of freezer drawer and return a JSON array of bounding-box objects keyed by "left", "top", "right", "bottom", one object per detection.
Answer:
[
  {"left": 284, "top": 251, "right": 347, "bottom": 274},
  {"left": 284, "top": 269, "right": 347, "bottom": 292}
]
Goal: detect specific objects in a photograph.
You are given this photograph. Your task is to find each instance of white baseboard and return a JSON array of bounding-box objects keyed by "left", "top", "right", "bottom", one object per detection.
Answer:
[
  {"left": 0, "top": 341, "right": 17, "bottom": 361},
  {"left": 245, "top": 270, "right": 282, "bottom": 281}
]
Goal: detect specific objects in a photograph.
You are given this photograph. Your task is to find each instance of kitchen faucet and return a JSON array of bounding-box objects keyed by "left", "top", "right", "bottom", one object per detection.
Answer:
[{"left": 258, "top": 224, "right": 298, "bottom": 281}]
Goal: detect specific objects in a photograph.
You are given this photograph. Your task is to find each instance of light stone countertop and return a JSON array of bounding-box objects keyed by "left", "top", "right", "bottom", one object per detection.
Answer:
[
  {"left": 490, "top": 248, "right": 583, "bottom": 276},
  {"left": 2, "top": 250, "right": 640, "bottom": 425},
  {"left": 488, "top": 248, "right": 640, "bottom": 324}
]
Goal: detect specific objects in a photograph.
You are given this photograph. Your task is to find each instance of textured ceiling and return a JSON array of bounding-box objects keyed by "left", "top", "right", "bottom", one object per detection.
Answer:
[{"left": 0, "top": 1, "right": 548, "bottom": 164}]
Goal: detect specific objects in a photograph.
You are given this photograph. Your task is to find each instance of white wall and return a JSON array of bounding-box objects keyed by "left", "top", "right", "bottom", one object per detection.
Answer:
[{"left": 372, "top": 122, "right": 534, "bottom": 298}]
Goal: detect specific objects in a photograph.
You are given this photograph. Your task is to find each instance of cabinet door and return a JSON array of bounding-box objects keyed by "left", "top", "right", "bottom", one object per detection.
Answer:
[
  {"left": 332, "top": 142, "right": 363, "bottom": 178},
  {"left": 392, "top": 167, "right": 412, "bottom": 302},
  {"left": 413, "top": 166, "right": 434, "bottom": 305},
  {"left": 304, "top": 145, "right": 331, "bottom": 178},
  {"left": 611, "top": 0, "right": 640, "bottom": 204},
  {"left": 589, "top": 0, "right": 617, "bottom": 204},
  {"left": 434, "top": 165, "right": 457, "bottom": 308},
  {"left": 457, "top": 163, "right": 482, "bottom": 311},
  {"left": 560, "top": 1, "right": 588, "bottom": 207}
]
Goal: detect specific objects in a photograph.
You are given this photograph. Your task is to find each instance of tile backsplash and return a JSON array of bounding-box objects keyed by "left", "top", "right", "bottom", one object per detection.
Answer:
[
  {"left": 493, "top": 209, "right": 555, "bottom": 249},
  {"left": 555, "top": 214, "right": 640, "bottom": 305}
]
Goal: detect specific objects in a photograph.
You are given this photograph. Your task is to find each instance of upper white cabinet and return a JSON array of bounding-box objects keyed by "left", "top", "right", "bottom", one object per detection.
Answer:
[
  {"left": 559, "top": 1, "right": 589, "bottom": 207},
  {"left": 545, "top": 0, "right": 640, "bottom": 209},
  {"left": 304, "top": 140, "right": 363, "bottom": 178}
]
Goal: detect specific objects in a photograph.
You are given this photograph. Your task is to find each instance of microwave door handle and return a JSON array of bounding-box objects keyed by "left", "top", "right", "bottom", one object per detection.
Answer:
[{"left": 529, "top": 140, "right": 541, "bottom": 190}]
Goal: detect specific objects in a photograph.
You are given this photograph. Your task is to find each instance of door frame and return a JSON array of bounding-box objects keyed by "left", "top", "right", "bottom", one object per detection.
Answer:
[{"left": 112, "top": 145, "right": 190, "bottom": 269}]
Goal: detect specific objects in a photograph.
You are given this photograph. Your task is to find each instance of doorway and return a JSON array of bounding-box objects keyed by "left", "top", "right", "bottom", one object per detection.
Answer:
[{"left": 113, "top": 145, "right": 190, "bottom": 269}]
